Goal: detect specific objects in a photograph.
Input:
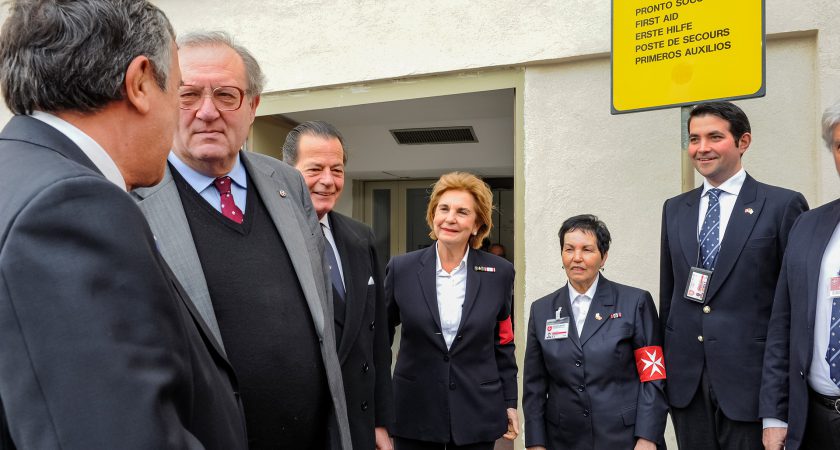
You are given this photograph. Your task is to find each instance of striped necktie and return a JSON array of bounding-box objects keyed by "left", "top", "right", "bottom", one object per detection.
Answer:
[{"left": 698, "top": 188, "right": 722, "bottom": 270}]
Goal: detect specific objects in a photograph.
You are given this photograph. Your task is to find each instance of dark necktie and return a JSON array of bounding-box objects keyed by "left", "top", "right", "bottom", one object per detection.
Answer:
[
  {"left": 828, "top": 280, "right": 840, "bottom": 387},
  {"left": 213, "top": 176, "right": 243, "bottom": 224},
  {"left": 699, "top": 188, "right": 722, "bottom": 270},
  {"left": 322, "top": 224, "right": 345, "bottom": 300}
]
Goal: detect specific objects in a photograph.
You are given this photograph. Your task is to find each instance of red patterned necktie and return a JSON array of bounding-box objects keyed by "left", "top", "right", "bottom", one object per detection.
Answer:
[{"left": 213, "top": 176, "right": 243, "bottom": 224}]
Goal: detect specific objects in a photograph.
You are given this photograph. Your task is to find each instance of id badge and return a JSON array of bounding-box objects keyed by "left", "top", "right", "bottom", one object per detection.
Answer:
[
  {"left": 684, "top": 266, "right": 712, "bottom": 303},
  {"left": 545, "top": 317, "right": 570, "bottom": 340},
  {"left": 830, "top": 276, "right": 840, "bottom": 298}
]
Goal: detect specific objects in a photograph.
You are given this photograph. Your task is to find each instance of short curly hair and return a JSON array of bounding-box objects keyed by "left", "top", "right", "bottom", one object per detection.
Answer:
[{"left": 426, "top": 171, "right": 494, "bottom": 250}]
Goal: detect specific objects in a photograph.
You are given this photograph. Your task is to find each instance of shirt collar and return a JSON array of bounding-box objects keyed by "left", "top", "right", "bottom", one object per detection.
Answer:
[
  {"left": 168, "top": 151, "right": 247, "bottom": 193},
  {"left": 702, "top": 168, "right": 746, "bottom": 197},
  {"left": 319, "top": 213, "right": 331, "bottom": 230},
  {"left": 569, "top": 273, "right": 600, "bottom": 302},
  {"left": 30, "top": 111, "right": 127, "bottom": 191},
  {"left": 435, "top": 241, "right": 470, "bottom": 274}
]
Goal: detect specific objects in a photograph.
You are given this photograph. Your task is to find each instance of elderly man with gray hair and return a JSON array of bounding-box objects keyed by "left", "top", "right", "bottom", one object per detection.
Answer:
[
  {"left": 0, "top": 1, "right": 247, "bottom": 449},
  {"left": 760, "top": 101, "right": 840, "bottom": 450},
  {"left": 132, "top": 31, "right": 352, "bottom": 449}
]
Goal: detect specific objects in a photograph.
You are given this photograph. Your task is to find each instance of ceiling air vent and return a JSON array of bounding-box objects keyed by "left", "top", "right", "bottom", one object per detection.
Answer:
[{"left": 390, "top": 126, "right": 478, "bottom": 145}]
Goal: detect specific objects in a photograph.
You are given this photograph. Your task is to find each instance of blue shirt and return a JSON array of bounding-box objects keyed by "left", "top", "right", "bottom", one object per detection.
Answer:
[{"left": 168, "top": 151, "right": 247, "bottom": 213}]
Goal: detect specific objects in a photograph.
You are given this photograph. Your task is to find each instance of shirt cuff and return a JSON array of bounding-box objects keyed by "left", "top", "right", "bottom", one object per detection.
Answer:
[{"left": 762, "top": 418, "right": 788, "bottom": 429}]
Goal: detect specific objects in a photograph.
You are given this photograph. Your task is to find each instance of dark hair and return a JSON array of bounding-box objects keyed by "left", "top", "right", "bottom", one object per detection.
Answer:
[
  {"left": 687, "top": 101, "right": 751, "bottom": 143},
  {"left": 0, "top": 0, "right": 175, "bottom": 114},
  {"left": 282, "top": 120, "right": 347, "bottom": 165},
  {"left": 558, "top": 214, "right": 611, "bottom": 256},
  {"left": 177, "top": 30, "right": 265, "bottom": 96}
]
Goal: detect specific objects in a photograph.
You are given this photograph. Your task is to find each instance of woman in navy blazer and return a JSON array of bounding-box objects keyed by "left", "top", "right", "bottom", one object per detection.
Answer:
[
  {"left": 523, "top": 215, "right": 668, "bottom": 450},
  {"left": 386, "top": 171, "right": 518, "bottom": 450}
]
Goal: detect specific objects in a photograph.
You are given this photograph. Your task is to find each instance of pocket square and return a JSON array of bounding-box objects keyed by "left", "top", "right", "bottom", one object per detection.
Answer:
[{"left": 368, "top": 276, "right": 374, "bottom": 285}]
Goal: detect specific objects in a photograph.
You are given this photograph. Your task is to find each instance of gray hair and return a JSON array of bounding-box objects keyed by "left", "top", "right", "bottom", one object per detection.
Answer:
[
  {"left": 822, "top": 100, "right": 840, "bottom": 150},
  {"left": 0, "top": 0, "right": 174, "bottom": 115},
  {"left": 177, "top": 31, "right": 265, "bottom": 96},
  {"left": 282, "top": 120, "right": 347, "bottom": 166}
]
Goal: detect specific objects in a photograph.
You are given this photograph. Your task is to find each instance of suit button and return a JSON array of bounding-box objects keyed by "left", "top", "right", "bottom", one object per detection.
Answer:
[
  {"left": 697, "top": 335, "right": 704, "bottom": 342},
  {"left": 449, "top": 382, "right": 456, "bottom": 390},
  {"left": 361, "top": 401, "right": 368, "bottom": 411},
  {"left": 703, "top": 306, "right": 711, "bottom": 314},
  {"left": 362, "top": 362, "right": 369, "bottom": 373},
  {"left": 575, "top": 360, "right": 582, "bottom": 367},
  {"left": 443, "top": 355, "right": 450, "bottom": 362},
  {"left": 577, "top": 385, "right": 585, "bottom": 392},
  {"left": 369, "top": 321, "right": 375, "bottom": 330},
  {"left": 583, "top": 409, "right": 590, "bottom": 417}
]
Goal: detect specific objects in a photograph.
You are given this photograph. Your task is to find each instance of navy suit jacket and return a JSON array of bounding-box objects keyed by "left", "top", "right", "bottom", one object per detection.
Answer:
[
  {"left": 0, "top": 116, "right": 246, "bottom": 449},
  {"left": 329, "top": 212, "right": 394, "bottom": 450},
  {"left": 523, "top": 277, "right": 668, "bottom": 450},
  {"left": 659, "top": 173, "right": 807, "bottom": 420},
  {"left": 760, "top": 198, "right": 840, "bottom": 450},
  {"left": 386, "top": 246, "right": 517, "bottom": 445}
]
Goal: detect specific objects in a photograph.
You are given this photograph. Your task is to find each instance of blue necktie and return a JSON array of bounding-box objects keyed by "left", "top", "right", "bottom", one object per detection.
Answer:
[
  {"left": 828, "top": 296, "right": 840, "bottom": 387},
  {"left": 322, "top": 224, "right": 345, "bottom": 301},
  {"left": 699, "top": 188, "right": 722, "bottom": 270}
]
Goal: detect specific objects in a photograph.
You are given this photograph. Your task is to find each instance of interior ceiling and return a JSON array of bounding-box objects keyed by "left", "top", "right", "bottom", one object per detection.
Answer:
[{"left": 278, "top": 88, "right": 515, "bottom": 180}]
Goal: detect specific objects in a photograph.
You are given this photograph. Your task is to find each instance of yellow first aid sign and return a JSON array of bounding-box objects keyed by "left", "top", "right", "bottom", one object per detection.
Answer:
[{"left": 612, "top": 0, "right": 765, "bottom": 114}]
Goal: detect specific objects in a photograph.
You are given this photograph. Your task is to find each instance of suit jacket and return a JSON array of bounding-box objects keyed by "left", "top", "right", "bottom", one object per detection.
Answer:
[
  {"left": 0, "top": 116, "right": 247, "bottom": 449},
  {"left": 760, "top": 199, "right": 840, "bottom": 450},
  {"left": 329, "top": 211, "right": 394, "bottom": 450},
  {"left": 523, "top": 277, "right": 668, "bottom": 450},
  {"left": 132, "top": 151, "right": 352, "bottom": 450},
  {"left": 659, "top": 173, "right": 808, "bottom": 420},
  {"left": 386, "top": 246, "right": 517, "bottom": 445}
]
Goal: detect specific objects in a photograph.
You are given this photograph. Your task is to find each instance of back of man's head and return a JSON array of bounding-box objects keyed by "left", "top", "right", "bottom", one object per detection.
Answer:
[
  {"left": 0, "top": 0, "right": 174, "bottom": 115},
  {"left": 687, "top": 101, "right": 751, "bottom": 143}
]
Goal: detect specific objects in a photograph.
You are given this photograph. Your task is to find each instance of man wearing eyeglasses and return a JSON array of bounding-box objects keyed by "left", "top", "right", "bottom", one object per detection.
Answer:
[{"left": 132, "top": 31, "right": 351, "bottom": 450}]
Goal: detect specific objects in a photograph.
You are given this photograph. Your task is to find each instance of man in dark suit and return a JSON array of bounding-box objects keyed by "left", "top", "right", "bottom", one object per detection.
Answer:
[
  {"left": 660, "top": 101, "right": 808, "bottom": 449},
  {"left": 133, "top": 32, "right": 351, "bottom": 449},
  {"left": 760, "top": 101, "right": 840, "bottom": 450},
  {"left": 0, "top": 1, "right": 247, "bottom": 449},
  {"left": 285, "top": 121, "right": 395, "bottom": 450}
]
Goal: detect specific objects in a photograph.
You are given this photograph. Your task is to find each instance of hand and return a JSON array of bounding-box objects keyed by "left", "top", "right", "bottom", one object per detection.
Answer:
[
  {"left": 502, "top": 407, "right": 520, "bottom": 440},
  {"left": 375, "top": 426, "right": 393, "bottom": 450},
  {"left": 762, "top": 427, "right": 787, "bottom": 450},
  {"left": 634, "top": 437, "right": 657, "bottom": 450}
]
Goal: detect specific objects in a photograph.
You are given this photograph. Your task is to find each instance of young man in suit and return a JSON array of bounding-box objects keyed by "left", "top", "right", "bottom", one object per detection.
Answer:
[
  {"left": 0, "top": 1, "right": 246, "bottom": 448},
  {"left": 285, "top": 121, "right": 395, "bottom": 450},
  {"left": 760, "top": 100, "right": 840, "bottom": 450},
  {"left": 132, "top": 33, "right": 351, "bottom": 449},
  {"left": 659, "top": 101, "right": 808, "bottom": 449}
]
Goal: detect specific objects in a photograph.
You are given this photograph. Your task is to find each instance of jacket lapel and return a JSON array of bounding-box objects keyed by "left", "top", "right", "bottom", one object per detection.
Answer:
[
  {"left": 454, "top": 249, "right": 482, "bottom": 345},
  {"left": 417, "top": 246, "right": 445, "bottom": 347},
  {"left": 132, "top": 165, "right": 227, "bottom": 355},
  {"left": 678, "top": 187, "right": 702, "bottom": 269},
  {"left": 330, "top": 213, "right": 367, "bottom": 363},
  {"left": 243, "top": 152, "right": 327, "bottom": 339},
  {"left": 706, "top": 175, "right": 762, "bottom": 301},
  {"left": 578, "top": 276, "right": 616, "bottom": 346}
]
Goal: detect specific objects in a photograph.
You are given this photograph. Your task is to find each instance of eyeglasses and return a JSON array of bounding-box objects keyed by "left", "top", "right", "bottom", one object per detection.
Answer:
[{"left": 178, "top": 85, "right": 247, "bottom": 111}]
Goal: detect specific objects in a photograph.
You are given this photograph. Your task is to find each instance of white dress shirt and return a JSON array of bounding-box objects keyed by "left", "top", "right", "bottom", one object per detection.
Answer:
[
  {"left": 809, "top": 221, "right": 840, "bottom": 397},
  {"left": 697, "top": 168, "right": 746, "bottom": 244},
  {"left": 569, "top": 274, "right": 600, "bottom": 335},
  {"left": 168, "top": 151, "right": 248, "bottom": 213},
  {"left": 320, "top": 215, "right": 345, "bottom": 286},
  {"left": 30, "top": 111, "right": 127, "bottom": 191},
  {"left": 436, "top": 243, "right": 469, "bottom": 349}
]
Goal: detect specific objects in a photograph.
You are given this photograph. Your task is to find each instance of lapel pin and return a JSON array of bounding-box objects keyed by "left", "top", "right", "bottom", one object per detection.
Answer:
[
  {"left": 278, "top": 190, "right": 287, "bottom": 198},
  {"left": 609, "top": 312, "right": 622, "bottom": 319},
  {"left": 595, "top": 313, "right": 603, "bottom": 321},
  {"left": 474, "top": 265, "right": 496, "bottom": 272},
  {"left": 744, "top": 207, "right": 753, "bottom": 215}
]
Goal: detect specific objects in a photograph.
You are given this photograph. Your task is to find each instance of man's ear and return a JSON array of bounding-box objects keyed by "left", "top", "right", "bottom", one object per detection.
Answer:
[
  {"left": 737, "top": 131, "right": 752, "bottom": 154},
  {"left": 124, "top": 55, "right": 155, "bottom": 114},
  {"left": 248, "top": 94, "right": 261, "bottom": 123}
]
